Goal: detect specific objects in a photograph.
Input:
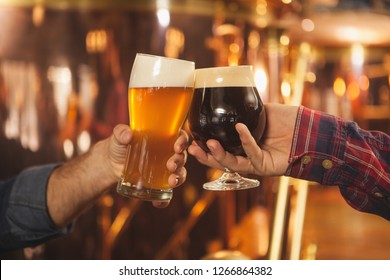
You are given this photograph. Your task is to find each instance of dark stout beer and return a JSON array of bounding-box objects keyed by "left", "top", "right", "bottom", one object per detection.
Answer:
[
  {"left": 188, "top": 65, "right": 265, "bottom": 190},
  {"left": 188, "top": 68, "right": 265, "bottom": 156}
]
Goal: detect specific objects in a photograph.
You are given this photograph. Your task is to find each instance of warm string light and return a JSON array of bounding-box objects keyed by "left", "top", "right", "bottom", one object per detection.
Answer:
[
  {"left": 157, "top": 0, "right": 170, "bottom": 27},
  {"left": 86, "top": 30, "right": 108, "bottom": 53},
  {"left": 333, "top": 77, "right": 346, "bottom": 97},
  {"left": 301, "top": 18, "right": 315, "bottom": 32},
  {"left": 254, "top": 67, "right": 268, "bottom": 101}
]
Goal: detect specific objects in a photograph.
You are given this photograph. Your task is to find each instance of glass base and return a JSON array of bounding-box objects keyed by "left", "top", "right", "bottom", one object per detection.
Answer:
[
  {"left": 203, "top": 171, "right": 260, "bottom": 191},
  {"left": 116, "top": 178, "right": 173, "bottom": 202}
]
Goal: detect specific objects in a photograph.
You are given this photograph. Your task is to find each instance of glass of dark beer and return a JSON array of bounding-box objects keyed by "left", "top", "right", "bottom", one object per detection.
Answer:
[
  {"left": 117, "top": 53, "right": 194, "bottom": 202},
  {"left": 188, "top": 65, "right": 266, "bottom": 190}
]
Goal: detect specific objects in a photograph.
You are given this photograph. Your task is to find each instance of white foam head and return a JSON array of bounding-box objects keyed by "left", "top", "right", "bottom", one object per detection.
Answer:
[
  {"left": 195, "top": 65, "right": 255, "bottom": 88},
  {"left": 129, "top": 53, "right": 195, "bottom": 88}
]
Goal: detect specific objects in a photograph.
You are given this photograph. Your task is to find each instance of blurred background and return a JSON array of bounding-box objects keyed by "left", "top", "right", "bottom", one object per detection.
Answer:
[{"left": 0, "top": 0, "right": 389, "bottom": 260}]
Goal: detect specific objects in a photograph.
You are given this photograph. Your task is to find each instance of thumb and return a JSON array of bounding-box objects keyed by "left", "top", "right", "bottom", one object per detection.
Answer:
[
  {"left": 113, "top": 124, "right": 132, "bottom": 145},
  {"left": 235, "top": 123, "right": 264, "bottom": 166},
  {"left": 235, "top": 123, "right": 259, "bottom": 152},
  {"left": 110, "top": 124, "right": 132, "bottom": 165}
]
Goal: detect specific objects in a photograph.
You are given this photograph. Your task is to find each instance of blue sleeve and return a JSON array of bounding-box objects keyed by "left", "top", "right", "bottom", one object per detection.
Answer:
[{"left": 0, "top": 164, "right": 72, "bottom": 253}]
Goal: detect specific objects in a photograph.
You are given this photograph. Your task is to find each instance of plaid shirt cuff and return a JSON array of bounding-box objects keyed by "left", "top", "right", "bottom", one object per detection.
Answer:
[
  {"left": 285, "top": 106, "right": 390, "bottom": 220},
  {"left": 285, "top": 106, "right": 345, "bottom": 185}
]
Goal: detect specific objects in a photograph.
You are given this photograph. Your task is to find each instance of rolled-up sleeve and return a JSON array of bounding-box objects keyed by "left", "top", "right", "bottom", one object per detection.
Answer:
[{"left": 0, "top": 163, "right": 72, "bottom": 253}]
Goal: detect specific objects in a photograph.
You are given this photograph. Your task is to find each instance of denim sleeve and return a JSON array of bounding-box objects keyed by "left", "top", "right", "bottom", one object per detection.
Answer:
[{"left": 0, "top": 163, "right": 72, "bottom": 253}]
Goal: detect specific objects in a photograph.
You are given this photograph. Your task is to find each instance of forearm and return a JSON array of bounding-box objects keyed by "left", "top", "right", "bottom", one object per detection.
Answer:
[
  {"left": 286, "top": 106, "right": 390, "bottom": 219},
  {"left": 47, "top": 138, "right": 118, "bottom": 227}
]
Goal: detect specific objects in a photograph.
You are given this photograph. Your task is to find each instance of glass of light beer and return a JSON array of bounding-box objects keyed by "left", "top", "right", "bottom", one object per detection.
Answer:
[
  {"left": 188, "top": 65, "right": 266, "bottom": 190},
  {"left": 117, "top": 53, "right": 194, "bottom": 202}
]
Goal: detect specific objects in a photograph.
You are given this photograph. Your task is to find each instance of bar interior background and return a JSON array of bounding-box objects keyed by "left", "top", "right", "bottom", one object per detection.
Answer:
[{"left": 0, "top": 0, "right": 389, "bottom": 260}]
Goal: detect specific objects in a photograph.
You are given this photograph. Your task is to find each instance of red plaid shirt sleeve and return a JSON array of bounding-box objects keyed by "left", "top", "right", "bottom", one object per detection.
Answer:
[{"left": 285, "top": 106, "right": 390, "bottom": 220}]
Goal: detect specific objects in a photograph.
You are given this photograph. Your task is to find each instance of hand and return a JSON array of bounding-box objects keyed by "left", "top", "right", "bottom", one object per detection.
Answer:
[
  {"left": 188, "top": 103, "right": 299, "bottom": 177},
  {"left": 108, "top": 125, "right": 189, "bottom": 208},
  {"left": 157, "top": 129, "right": 189, "bottom": 208},
  {"left": 47, "top": 125, "right": 189, "bottom": 227}
]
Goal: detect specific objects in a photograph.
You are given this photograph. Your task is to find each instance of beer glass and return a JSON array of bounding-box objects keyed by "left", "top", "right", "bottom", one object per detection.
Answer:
[
  {"left": 117, "top": 53, "right": 194, "bottom": 202},
  {"left": 188, "top": 66, "right": 266, "bottom": 190}
]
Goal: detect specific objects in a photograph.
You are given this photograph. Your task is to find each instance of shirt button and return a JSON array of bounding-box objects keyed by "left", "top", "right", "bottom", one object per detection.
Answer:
[
  {"left": 301, "top": 155, "right": 311, "bottom": 165},
  {"left": 322, "top": 159, "right": 333, "bottom": 169},
  {"left": 374, "top": 192, "right": 384, "bottom": 198}
]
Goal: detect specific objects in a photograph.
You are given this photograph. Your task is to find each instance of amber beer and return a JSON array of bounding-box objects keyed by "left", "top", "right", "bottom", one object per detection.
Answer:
[{"left": 117, "top": 54, "right": 194, "bottom": 202}]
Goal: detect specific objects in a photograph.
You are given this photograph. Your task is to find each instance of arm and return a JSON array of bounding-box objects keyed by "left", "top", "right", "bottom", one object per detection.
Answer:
[
  {"left": 188, "top": 103, "right": 390, "bottom": 220},
  {"left": 286, "top": 106, "right": 390, "bottom": 219},
  {"left": 1, "top": 125, "right": 188, "bottom": 252},
  {"left": 48, "top": 124, "right": 188, "bottom": 227}
]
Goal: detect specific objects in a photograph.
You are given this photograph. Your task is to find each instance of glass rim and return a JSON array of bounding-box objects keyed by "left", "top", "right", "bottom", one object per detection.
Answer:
[
  {"left": 195, "top": 65, "right": 253, "bottom": 72},
  {"left": 194, "top": 65, "right": 255, "bottom": 88},
  {"left": 135, "top": 53, "right": 195, "bottom": 65}
]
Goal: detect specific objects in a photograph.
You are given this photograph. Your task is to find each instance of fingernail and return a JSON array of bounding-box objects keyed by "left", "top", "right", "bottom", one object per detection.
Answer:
[
  {"left": 175, "top": 176, "right": 180, "bottom": 186},
  {"left": 178, "top": 144, "right": 185, "bottom": 153},
  {"left": 153, "top": 201, "right": 169, "bottom": 208},
  {"left": 121, "top": 130, "right": 130, "bottom": 142}
]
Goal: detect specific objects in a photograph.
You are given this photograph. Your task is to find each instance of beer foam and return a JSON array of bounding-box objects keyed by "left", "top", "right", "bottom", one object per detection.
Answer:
[
  {"left": 195, "top": 66, "right": 256, "bottom": 88},
  {"left": 129, "top": 53, "right": 195, "bottom": 88}
]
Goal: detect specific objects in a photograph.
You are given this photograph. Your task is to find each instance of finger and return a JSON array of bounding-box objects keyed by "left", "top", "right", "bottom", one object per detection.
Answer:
[
  {"left": 109, "top": 125, "right": 132, "bottom": 166},
  {"left": 152, "top": 201, "right": 170, "bottom": 208},
  {"left": 113, "top": 124, "right": 132, "bottom": 145},
  {"left": 174, "top": 130, "right": 189, "bottom": 153},
  {"left": 187, "top": 141, "right": 207, "bottom": 160},
  {"left": 188, "top": 141, "right": 204, "bottom": 157},
  {"left": 106, "top": 125, "right": 132, "bottom": 180},
  {"left": 188, "top": 142, "right": 225, "bottom": 170},
  {"left": 206, "top": 140, "right": 240, "bottom": 168},
  {"left": 235, "top": 123, "right": 263, "bottom": 162},
  {"left": 166, "top": 150, "right": 187, "bottom": 172},
  {"left": 168, "top": 166, "right": 187, "bottom": 188}
]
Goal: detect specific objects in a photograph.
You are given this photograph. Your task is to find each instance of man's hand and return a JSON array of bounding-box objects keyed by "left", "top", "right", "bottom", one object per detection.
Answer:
[{"left": 188, "top": 103, "right": 299, "bottom": 177}]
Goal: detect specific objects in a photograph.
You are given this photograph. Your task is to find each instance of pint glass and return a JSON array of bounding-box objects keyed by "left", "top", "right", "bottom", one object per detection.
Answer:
[{"left": 117, "top": 53, "right": 194, "bottom": 202}]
